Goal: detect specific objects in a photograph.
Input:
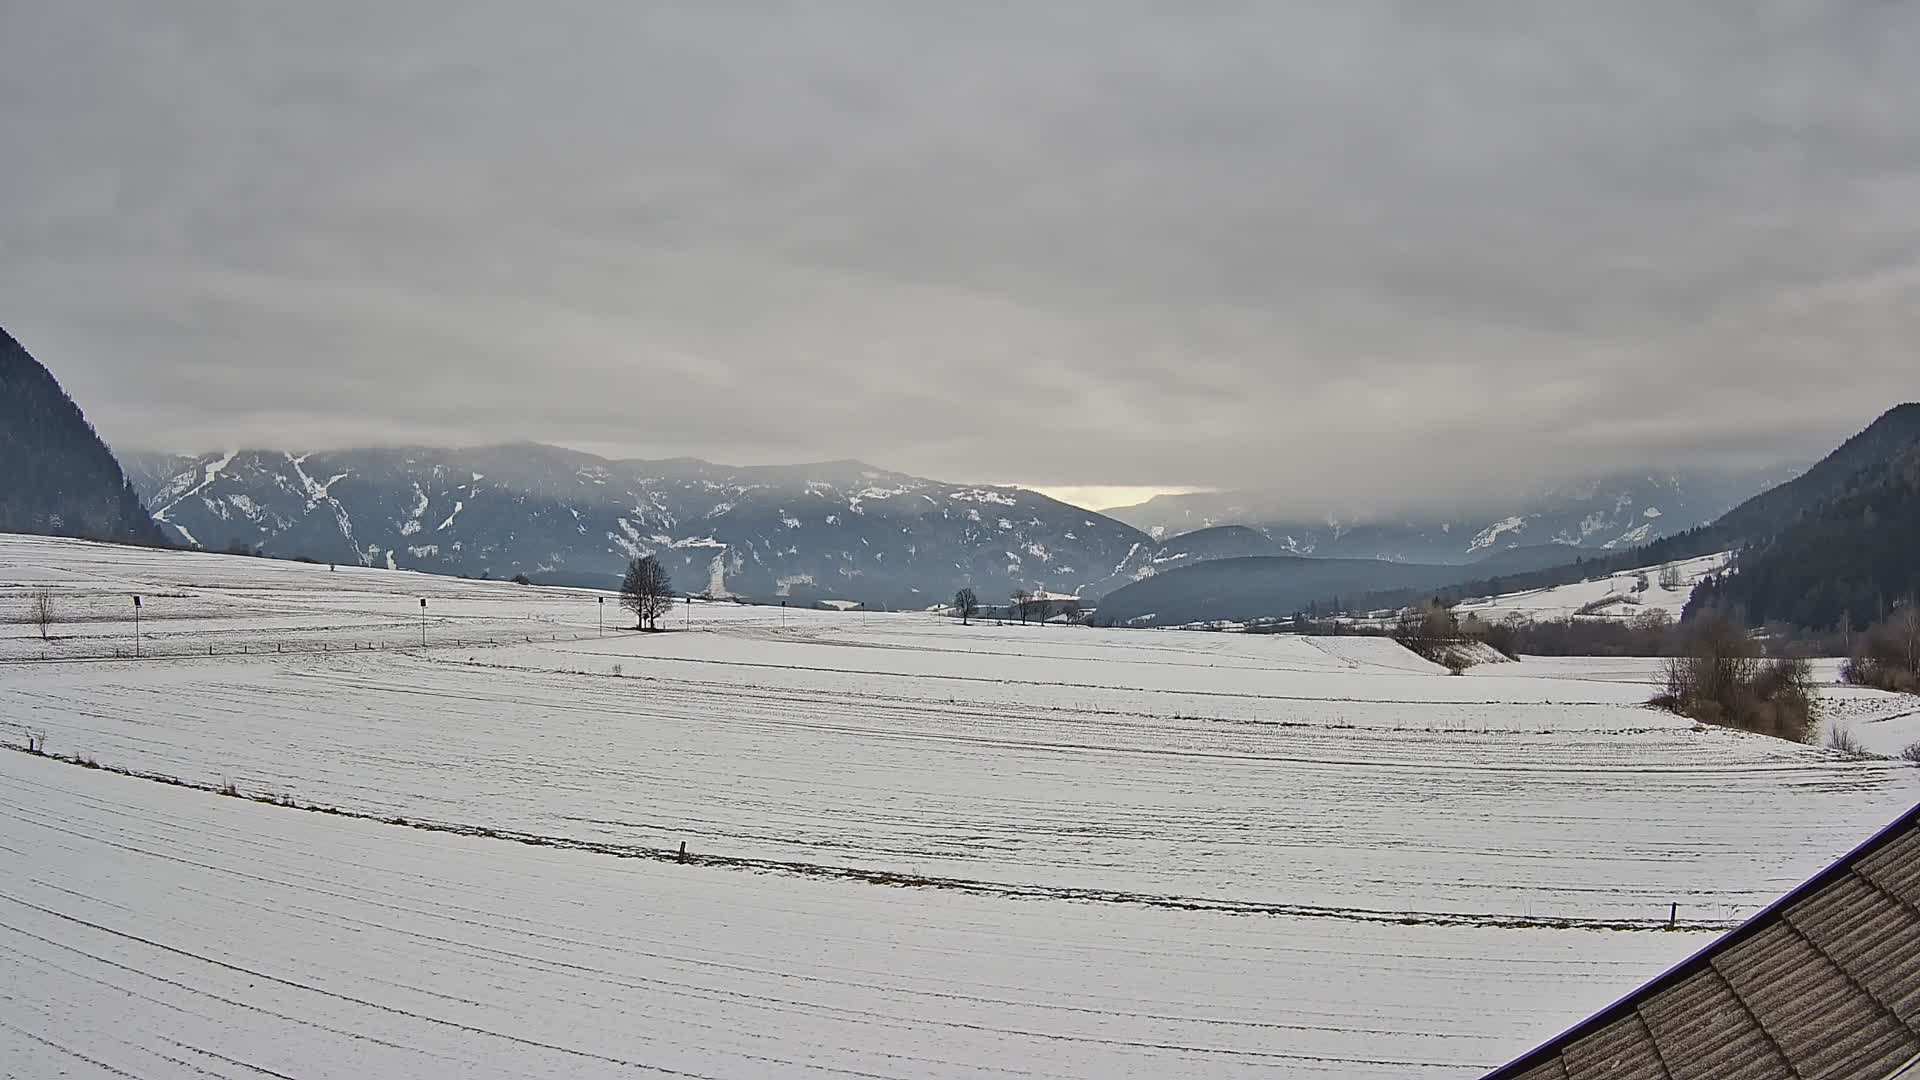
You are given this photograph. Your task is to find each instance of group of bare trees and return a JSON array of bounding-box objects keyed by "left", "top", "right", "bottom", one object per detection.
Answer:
[
  {"left": 1652, "top": 612, "right": 1818, "bottom": 742},
  {"left": 1843, "top": 597, "right": 1920, "bottom": 693},
  {"left": 950, "top": 586, "right": 1081, "bottom": 626}
]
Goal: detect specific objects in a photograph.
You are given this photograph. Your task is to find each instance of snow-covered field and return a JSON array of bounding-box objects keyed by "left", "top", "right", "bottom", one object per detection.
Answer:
[
  {"left": 1453, "top": 552, "right": 1730, "bottom": 624},
  {"left": 5, "top": 533, "right": 1919, "bottom": 1077}
]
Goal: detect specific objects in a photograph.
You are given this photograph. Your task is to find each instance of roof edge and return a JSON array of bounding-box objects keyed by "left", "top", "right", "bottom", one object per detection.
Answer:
[{"left": 1483, "top": 801, "right": 1920, "bottom": 1079}]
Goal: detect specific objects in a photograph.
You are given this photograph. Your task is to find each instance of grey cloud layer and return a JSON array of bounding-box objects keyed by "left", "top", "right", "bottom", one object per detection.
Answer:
[{"left": 4, "top": 2, "right": 1917, "bottom": 512}]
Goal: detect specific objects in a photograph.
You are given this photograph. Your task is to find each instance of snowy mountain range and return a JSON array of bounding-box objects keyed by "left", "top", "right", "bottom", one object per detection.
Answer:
[
  {"left": 1103, "top": 468, "right": 1799, "bottom": 564},
  {"left": 119, "top": 444, "right": 1798, "bottom": 609},
  {"left": 123, "top": 444, "right": 1152, "bottom": 607}
]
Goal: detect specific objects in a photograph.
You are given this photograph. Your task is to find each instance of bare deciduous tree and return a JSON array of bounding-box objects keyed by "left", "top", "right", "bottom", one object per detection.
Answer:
[
  {"left": 952, "top": 587, "right": 979, "bottom": 625},
  {"left": 1011, "top": 588, "right": 1032, "bottom": 625},
  {"left": 1658, "top": 564, "right": 1684, "bottom": 591},
  {"left": 30, "top": 587, "right": 54, "bottom": 641},
  {"left": 620, "top": 556, "right": 676, "bottom": 630}
]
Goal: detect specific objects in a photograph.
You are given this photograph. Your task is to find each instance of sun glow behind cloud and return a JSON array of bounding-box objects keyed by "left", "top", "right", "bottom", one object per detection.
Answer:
[{"left": 1018, "top": 485, "right": 1214, "bottom": 512}]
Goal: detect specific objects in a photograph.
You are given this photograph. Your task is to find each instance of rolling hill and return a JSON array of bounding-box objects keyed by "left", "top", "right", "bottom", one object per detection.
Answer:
[{"left": 1092, "top": 555, "right": 1472, "bottom": 626}]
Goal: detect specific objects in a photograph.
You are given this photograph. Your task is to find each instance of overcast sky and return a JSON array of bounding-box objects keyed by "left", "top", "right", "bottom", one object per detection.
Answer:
[{"left": 4, "top": 3, "right": 1918, "bottom": 511}]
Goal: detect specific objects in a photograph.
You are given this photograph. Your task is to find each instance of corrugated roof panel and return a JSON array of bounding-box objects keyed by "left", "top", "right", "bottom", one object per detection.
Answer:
[
  {"left": 1788, "top": 878, "right": 1920, "bottom": 1027},
  {"left": 1860, "top": 827, "right": 1920, "bottom": 903},
  {"left": 1638, "top": 966, "right": 1788, "bottom": 1077},
  {"left": 1715, "top": 922, "right": 1917, "bottom": 1078},
  {"left": 1560, "top": 1014, "right": 1667, "bottom": 1080}
]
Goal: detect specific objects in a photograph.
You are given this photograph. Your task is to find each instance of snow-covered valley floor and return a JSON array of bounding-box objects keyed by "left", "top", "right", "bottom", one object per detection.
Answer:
[{"left": 4, "top": 534, "right": 1919, "bottom": 1077}]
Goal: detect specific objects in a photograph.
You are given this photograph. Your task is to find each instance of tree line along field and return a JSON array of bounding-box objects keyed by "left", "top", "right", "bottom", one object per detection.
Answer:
[{"left": 5, "top": 532, "right": 1920, "bottom": 1077}]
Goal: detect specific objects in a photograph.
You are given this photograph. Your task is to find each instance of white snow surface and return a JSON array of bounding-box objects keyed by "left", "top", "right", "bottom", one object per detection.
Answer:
[
  {"left": 2, "top": 750, "right": 1700, "bottom": 1079},
  {"left": 4, "top": 532, "right": 1918, "bottom": 1076},
  {"left": 1454, "top": 552, "right": 1731, "bottom": 624}
]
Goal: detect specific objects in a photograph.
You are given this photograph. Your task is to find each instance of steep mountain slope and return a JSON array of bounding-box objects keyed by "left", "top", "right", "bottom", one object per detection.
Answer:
[
  {"left": 118, "top": 450, "right": 198, "bottom": 505},
  {"left": 128, "top": 445, "right": 1151, "bottom": 606},
  {"left": 1688, "top": 443, "right": 1920, "bottom": 630},
  {"left": 0, "top": 327, "right": 165, "bottom": 545},
  {"left": 1106, "top": 468, "right": 1794, "bottom": 563},
  {"left": 1706, "top": 403, "right": 1920, "bottom": 546}
]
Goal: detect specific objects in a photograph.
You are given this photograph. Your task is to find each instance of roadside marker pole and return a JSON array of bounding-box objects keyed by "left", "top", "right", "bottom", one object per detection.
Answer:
[
  {"left": 420, "top": 598, "right": 427, "bottom": 647},
  {"left": 598, "top": 596, "right": 604, "bottom": 637},
  {"left": 133, "top": 595, "right": 142, "bottom": 658}
]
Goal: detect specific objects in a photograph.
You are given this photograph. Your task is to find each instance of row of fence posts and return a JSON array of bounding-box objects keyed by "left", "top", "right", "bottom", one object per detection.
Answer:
[
  {"left": 33, "top": 587, "right": 842, "bottom": 664},
  {"left": 76, "top": 628, "right": 613, "bottom": 663}
]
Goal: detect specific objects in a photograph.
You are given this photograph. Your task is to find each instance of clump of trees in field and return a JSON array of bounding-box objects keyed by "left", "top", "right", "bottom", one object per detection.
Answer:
[
  {"left": 1842, "top": 599, "right": 1920, "bottom": 694},
  {"left": 620, "top": 555, "right": 676, "bottom": 631},
  {"left": 1478, "top": 609, "right": 1682, "bottom": 659},
  {"left": 1391, "top": 600, "right": 1475, "bottom": 672},
  {"left": 1650, "top": 612, "right": 1818, "bottom": 742}
]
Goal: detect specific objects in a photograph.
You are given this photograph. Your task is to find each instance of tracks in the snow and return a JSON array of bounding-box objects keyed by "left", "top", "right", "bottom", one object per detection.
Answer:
[{"left": 3, "top": 743, "right": 1736, "bottom": 934}]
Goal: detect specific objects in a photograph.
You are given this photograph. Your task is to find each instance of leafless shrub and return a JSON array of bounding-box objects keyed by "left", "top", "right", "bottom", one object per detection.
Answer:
[
  {"left": 1825, "top": 726, "right": 1869, "bottom": 758},
  {"left": 1901, "top": 741, "right": 1920, "bottom": 765},
  {"left": 29, "top": 587, "right": 54, "bottom": 641}
]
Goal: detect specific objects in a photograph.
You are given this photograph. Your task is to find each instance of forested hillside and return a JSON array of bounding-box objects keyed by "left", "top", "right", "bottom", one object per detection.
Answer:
[
  {"left": 1688, "top": 445, "right": 1920, "bottom": 630},
  {"left": 0, "top": 327, "right": 165, "bottom": 545}
]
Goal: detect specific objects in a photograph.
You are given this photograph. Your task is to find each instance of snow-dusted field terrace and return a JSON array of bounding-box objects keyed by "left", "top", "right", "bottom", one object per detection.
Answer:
[{"left": 4, "top": 534, "right": 1918, "bottom": 1077}]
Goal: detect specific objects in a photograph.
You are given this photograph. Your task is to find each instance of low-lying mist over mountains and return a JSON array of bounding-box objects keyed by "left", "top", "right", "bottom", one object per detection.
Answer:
[{"left": 1104, "top": 468, "right": 1801, "bottom": 562}]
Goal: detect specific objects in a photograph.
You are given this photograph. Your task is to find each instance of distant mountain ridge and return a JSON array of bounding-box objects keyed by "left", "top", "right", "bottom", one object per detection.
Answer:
[
  {"left": 0, "top": 327, "right": 165, "bottom": 546},
  {"left": 1105, "top": 468, "right": 1798, "bottom": 563},
  {"left": 123, "top": 444, "right": 1153, "bottom": 607}
]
